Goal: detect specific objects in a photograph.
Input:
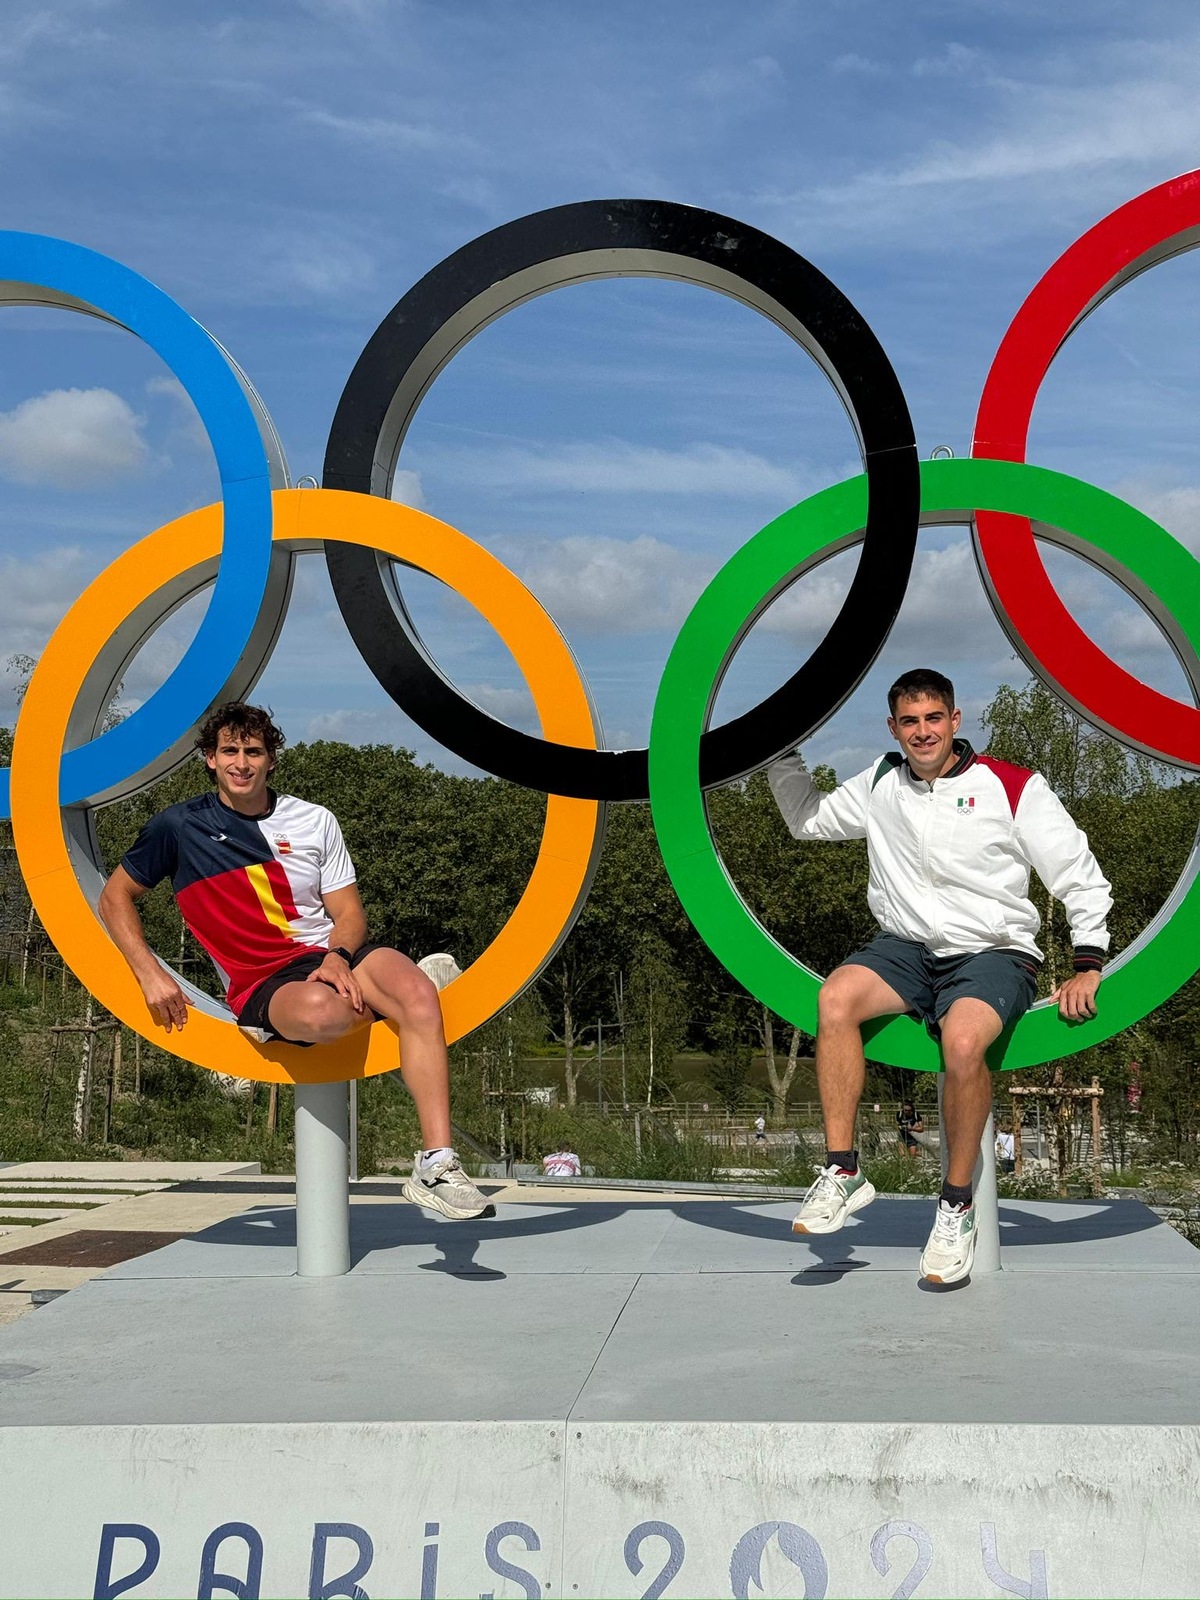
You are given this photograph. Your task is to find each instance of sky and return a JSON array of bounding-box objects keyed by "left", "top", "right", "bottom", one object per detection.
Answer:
[{"left": 4, "top": 0, "right": 1200, "bottom": 789}]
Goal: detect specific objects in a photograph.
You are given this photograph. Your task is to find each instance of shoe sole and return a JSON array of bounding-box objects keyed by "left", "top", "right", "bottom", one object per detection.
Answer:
[
  {"left": 403, "top": 1176, "right": 496, "bottom": 1221},
  {"left": 792, "top": 1179, "right": 877, "bottom": 1235},
  {"left": 921, "top": 1234, "right": 977, "bottom": 1284}
]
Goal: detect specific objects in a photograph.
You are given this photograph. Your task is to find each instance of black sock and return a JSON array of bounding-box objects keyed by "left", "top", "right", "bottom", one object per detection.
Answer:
[
  {"left": 826, "top": 1149, "right": 858, "bottom": 1172},
  {"left": 940, "top": 1180, "right": 973, "bottom": 1209}
]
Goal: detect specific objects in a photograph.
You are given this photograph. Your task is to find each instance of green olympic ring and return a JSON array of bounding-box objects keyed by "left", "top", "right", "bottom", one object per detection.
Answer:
[{"left": 648, "top": 456, "right": 1200, "bottom": 1071}]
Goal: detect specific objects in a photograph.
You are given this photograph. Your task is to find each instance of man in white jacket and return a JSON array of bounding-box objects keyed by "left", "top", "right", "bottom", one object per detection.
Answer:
[{"left": 769, "top": 668, "right": 1111, "bottom": 1283}]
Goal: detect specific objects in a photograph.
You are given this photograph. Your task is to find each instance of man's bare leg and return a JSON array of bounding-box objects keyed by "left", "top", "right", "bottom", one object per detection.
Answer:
[
  {"left": 937, "top": 997, "right": 1002, "bottom": 1188},
  {"left": 792, "top": 964, "right": 910, "bottom": 1236},
  {"left": 352, "top": 950, "right": 452, "bottom": 1150},
  {"left": 815, "top": 963, "right": 909, "bottom": 1153},
  {"left": 268, "top": 953, "right": 489, "bottom": 1219},
  {"left": 266, "top": 952, "right": 451, "bottom": 1147}
]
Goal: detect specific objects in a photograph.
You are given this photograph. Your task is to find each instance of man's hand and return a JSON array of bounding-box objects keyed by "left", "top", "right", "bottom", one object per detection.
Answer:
[
  {"left": 140, "top": 968, "right": 190, "bottom": 1033},
  {"left": 308, "top": 951, "right": 364, "bottom": 1013},
  {"left": 1051, "top": 969, "right": 1101, "bottom": 1022}
]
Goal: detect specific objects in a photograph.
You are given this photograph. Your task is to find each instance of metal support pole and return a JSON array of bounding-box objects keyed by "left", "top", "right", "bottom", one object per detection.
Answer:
[
  {"left": 294, "top": 1081, "right": 351, "bottom": 1277},
  {"left": 349, "top": 1078, "right": 359, "bottom": 1183},
  {"left": 936, "top": 1075, "right": 1001, "bottom": 1275}
]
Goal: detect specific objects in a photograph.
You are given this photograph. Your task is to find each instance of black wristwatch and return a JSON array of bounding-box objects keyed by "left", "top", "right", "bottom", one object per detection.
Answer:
[{"left": 328, "top": 946, "right": 355, "bottom": 964}]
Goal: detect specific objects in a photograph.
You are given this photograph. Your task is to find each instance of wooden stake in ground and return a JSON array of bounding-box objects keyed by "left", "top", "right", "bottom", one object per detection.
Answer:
[{"left": 1011, "top": 1076, "right": 1106, "bottom": 1197}]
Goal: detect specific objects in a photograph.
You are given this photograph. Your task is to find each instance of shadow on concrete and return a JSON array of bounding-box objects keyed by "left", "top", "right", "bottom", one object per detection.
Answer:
[{"left": 147, "top": 1193, "right": 1175, "bottom": 1284}]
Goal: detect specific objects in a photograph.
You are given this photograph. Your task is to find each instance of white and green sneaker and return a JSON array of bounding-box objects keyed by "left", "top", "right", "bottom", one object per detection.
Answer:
[
  {"left": 792, "top": 1164, "right": 876, "bottom": 1235},
  {"left": 919, "top": 1199, "right": 977, "bottom": 1283}
]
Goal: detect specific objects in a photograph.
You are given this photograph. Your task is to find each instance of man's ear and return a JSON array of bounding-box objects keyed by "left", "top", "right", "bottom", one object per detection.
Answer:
[
  {"left": 951, "top": 706, "right": 962, "bottom": 733},
  {"left": 203, "top": 751, "right": 216, "bottom": 773}
]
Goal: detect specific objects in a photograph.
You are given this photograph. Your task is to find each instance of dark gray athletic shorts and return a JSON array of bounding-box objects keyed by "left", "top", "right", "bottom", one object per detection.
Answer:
[
  {"left": 237, "top": 943, "right": 387, "bottom": 1044},
  {"left": 843, "top": 932, "right": 1040, "bottom": 1039}
]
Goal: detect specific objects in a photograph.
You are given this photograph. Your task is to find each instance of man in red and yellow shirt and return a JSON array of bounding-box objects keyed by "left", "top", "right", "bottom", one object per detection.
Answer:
[{"left": 99, "top": 701, "right": 491, "bottom": 1221}]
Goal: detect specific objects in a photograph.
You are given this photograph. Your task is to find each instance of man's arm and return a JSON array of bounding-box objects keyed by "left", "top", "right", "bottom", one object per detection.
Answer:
[
  {"left": 310, "top": 881, "right": 370, "bottom": 1012},
  {"left": 767, "top": 754, "right": 874, "bottom": 841},
  {"left": 98, "top": 866, "right": 190, "bottom": 1032},
  {"left": 1015, "top": 775, "right": 1113, "bottom": 1022}
]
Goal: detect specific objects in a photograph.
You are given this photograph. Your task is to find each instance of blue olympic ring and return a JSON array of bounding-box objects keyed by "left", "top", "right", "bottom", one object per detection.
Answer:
[{"left": 0, "top": 232, "right": 274, "bottom": 815}]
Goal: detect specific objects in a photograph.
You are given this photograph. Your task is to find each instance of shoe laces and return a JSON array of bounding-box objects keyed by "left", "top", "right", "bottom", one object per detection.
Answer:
[
  {"left": 932, "top": 1201, "right": 968, "bottom": 1244},
  {"left": 420, "top": 1150, "right": 462, "bottom": 1182},
  {"left": 803, "top": 1164, "right": 844, "bottom": 1208}
]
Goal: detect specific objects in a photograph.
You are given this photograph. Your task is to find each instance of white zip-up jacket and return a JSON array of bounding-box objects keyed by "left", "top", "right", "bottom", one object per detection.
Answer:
[{"left": 768, "top": 742, "right": 1111, "bottom": 965}]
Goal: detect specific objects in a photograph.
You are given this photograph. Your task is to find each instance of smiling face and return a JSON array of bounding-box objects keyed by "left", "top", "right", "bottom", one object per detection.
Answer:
[
  {"left": 887, "top": 692, "right": 961, "bottom": 781},
  {"left": 204, "top": 727, "right": 274, "bottom": 813}
]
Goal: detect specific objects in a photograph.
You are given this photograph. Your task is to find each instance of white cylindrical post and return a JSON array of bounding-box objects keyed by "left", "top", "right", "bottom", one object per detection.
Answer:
[
  {"left": 294, "top": 1081, "right": 351, "bottom": 1277},
  {"left": 936, "top": 1076, "right": 1001, "bottom": 1275},
  {"left": 349, "top": 1078, "right": 359, "bottom": 1183},
  {"left": 972, "top": 1109, "right": 1002, "bottom": 1274}
]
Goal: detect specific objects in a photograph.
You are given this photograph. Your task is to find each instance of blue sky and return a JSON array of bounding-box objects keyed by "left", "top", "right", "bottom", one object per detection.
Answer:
[{"left": 4, "top": 0, "right": 1200, "bottom": 785}]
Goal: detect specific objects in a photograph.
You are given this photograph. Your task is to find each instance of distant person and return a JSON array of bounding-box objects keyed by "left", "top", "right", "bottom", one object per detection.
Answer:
[
  {"left": 542, "top": 1148, "right": 582, "bottom": 1178},
  {"left": 98, "top": 700, "right": 493, "bottom": 1222},
  {"left": 754, "top": 1115, "right": 767, "bottom": 1146},
  {"left": 996, "top": 1124, "right": 1016, "bottom": 1174},
  {"left": 896, "top": 1100, "right": 924, "bottom": 1158},
  {"left": 771, "top": 667, "right": 1110, "bottom": 1284}
]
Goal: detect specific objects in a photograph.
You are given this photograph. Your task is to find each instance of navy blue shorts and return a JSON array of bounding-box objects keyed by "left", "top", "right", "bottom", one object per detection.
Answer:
[{"left": 842, "top": 932, "right": 1040, "bottom": 1039}]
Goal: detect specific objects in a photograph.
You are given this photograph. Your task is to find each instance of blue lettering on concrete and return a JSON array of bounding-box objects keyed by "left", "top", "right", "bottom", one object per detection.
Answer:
[
  {"left": 980, "top": 1522, "right": 1048, "bottom": 1598},
  {"left": 623, "top": 1522, "right": 686, "bottom": 1599},
  {"left": 93, "top": 1524, "right": 161, "bottom": 1600},
  {"left": 197, "top": 1521, "right": 264, "bottom": 1599},
  {"left": 729, "top": 1522, "right": 828, "bottom": 1599},
  {"left": 308, "top": 1523, "right": 374, "bottom": 1600},
  {"left": 483, "top": 1521, "right": 542, "bottom": 1600},
  {"left": 869, "top": 1521, "right": 934, "bottom": 1599}
]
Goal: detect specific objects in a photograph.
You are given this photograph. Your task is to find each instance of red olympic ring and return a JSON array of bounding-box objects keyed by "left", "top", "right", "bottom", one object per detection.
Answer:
[{"left": 973, "top": 169, "right": 1200, "bottom": 767}]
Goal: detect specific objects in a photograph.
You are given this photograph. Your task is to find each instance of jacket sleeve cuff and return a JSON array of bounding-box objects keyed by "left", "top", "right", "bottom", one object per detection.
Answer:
[{"left": 1072, "top": 945, "right": 1105, "bottom": 974}]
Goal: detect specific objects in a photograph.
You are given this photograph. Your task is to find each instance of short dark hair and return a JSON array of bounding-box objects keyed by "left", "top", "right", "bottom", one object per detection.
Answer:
[
  {"left": 887, "top": 668, "right": 955, "bottom": 716},
  {"left": 195, "top": 702, "right": 285, "bottom": 780}
]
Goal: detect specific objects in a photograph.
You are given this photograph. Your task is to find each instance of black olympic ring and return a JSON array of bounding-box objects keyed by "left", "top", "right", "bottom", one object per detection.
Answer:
[{"left": 322, "top": 198, "right": 919, "bottom": 801}]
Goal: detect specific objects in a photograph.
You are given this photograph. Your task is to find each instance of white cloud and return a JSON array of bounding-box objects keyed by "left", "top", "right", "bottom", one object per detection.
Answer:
[
  {"left": 0, "top": 388, "right": 149, "bottom": 488},
  {"left": 1111, "top": 480, "right": 1200, "bottom": 556},
  {"left": 830, "top": 54, "right": 890, "bottom": 78},
  {"left": 300, "top": 108, "right": 472, "bottom": 155},
  {"left": 693, "top": 56, "right": 782, "bottom": 98},
  {"left": 912, "top": 44, "right": 984, "bottom": 79},
  {"left": 390, "top": 469, "right": 425, "bottom": 510},
  {"left": 427, "top": 440, "right": 806, "bottom": 500},
  {"left": 892, "top": 78, "right": 1200, "bottom": 188},
  {"left": 753, "top": 43, "right": 1200, "bottom": 246},
  {"left": 0, "top": 545, "right": 94, "bottom": 636},
  {"left": 146, "top": 376, "right": 207, "bottom": 453},
  {"left": 461, "top": 681, "right": 538, "bottom": 731},
  {"left": 305, "top": 707, "right": 412, "bottom": 746},
  {"left": 511, "top": 533, "right": 711, "bottom": 636}
]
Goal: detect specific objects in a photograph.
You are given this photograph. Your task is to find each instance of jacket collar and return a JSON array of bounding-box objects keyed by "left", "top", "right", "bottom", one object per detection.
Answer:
[{"left": 904, "top": 739, "right": 976, "bottom": 783}]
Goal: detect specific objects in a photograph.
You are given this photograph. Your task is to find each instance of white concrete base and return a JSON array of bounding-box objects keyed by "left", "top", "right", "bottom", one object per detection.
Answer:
[
  {"left": 0, "top": 1420, "right": 1194, "bottom": 1597},
  {"left": 0, "top": 1192, "right": 1195, "bottom": 1598}
]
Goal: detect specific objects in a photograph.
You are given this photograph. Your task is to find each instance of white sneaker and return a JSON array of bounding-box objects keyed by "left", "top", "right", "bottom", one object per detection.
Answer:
[
  {"left": 792, "top": 1164, "right": 876, "bottom": 1235},
  {"left": 403, "top": 1150, "right": 496, "bottom": 1220},
  {"left": 920, "top": 1200, "right": 977, "bottom": 1283}
]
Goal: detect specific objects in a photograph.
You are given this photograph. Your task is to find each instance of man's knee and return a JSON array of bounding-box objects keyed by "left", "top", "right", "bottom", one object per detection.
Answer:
[
  {"left": 361, "top": 953, "right": 443, "bottom": 1031},
  {"left": 817, "top": 967, "right": 874, "bottom": 1030},
  {"left": 940, "top": 1026, "right": 990, "bottom": 1076},
  {"left": 275, "top": 986, "right": 355, "bottom": 1044}
]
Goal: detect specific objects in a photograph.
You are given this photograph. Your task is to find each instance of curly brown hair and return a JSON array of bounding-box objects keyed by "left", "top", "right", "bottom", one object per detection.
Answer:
[{"left": 194, "top": 702, "right": 286, "bottom": 780}]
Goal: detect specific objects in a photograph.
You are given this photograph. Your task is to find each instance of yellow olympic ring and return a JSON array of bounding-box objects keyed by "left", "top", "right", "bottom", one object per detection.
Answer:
[{"left": 11, "top": 489, "right": 603, "bottom": 1086}]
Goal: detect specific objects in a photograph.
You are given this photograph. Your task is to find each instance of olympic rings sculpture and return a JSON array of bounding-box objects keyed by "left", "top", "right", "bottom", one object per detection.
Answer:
[{"left": 7, "top": 174, "right": 1200, "bottom": 1084}]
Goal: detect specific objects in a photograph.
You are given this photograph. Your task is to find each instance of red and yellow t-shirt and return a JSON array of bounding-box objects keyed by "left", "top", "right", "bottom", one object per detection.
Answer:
[{"left": 121, "top": 791, "right": 356, "bottom": 1013}]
